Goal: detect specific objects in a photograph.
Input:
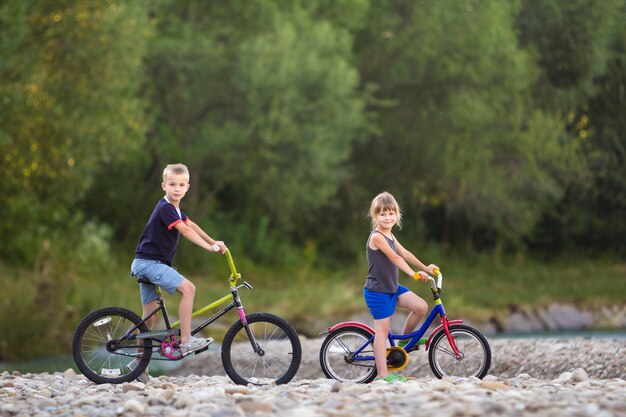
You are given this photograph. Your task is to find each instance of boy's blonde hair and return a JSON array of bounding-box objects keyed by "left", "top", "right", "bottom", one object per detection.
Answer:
[
  {"left": 369, "top": 191, "right": 402, "bottom": 229},
  {"left": 162, "top": 163, "right": 190, "bottom": 181}
]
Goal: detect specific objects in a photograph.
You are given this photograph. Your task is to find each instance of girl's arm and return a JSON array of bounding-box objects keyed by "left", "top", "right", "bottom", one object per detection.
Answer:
[
  {"left": 395, "top": 239, "right": 438, "bottom": 276},
  {"left": 370, "top": 233, "right": 426, "bottom": 281}
]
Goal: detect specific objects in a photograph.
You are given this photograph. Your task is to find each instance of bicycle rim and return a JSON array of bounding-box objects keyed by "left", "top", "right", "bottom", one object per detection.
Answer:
[
  {"left": 321, "top": 329, "right": 376, "bottom": 383},
  {"left": 429, "top": 326, "right": 490, "bottom": 378},
  {"left": 222, "top": 313, "right": 301, "bottom": 385}
]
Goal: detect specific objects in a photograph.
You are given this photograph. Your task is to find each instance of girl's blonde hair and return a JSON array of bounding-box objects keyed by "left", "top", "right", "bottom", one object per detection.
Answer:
[
  {"left": 162, "top": 163, "right": 190, "bottom": 181},
  {"left": 369, "top": 191, "right": 402, "bottom": 229}
]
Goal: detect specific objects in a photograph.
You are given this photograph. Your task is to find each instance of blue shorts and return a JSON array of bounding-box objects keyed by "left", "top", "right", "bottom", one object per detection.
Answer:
[
  {"left": 364, "top": 285, "right": 410, "bottom": 320},
  {"left": 131, "top": 258, "right": 185, "bottom": 304}
]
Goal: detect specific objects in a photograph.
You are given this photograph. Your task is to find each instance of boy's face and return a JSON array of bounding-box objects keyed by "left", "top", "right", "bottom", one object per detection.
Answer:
[{"left": 161, "top": 173, "right": 190, "bottom": 204}]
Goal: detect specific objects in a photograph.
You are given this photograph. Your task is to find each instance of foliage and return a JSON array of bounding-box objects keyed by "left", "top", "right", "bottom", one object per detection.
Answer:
[
  {"left": 517, "top": 0, "right": 620, "bottom": 109},
  {"left": 518, "top": 0, "right": 626, "bottom": 254},
  {"left": 85, "top": 0, "right": 369, "bottom": 262},
  {"left": 1, "top": 0, "right": 625, "bottom": 361},
  {"left": 0, "top": 0, "right": 151, "bottom": 263},
  {"left": 349, "top": 0, "right": 580, "bottom": 251}
]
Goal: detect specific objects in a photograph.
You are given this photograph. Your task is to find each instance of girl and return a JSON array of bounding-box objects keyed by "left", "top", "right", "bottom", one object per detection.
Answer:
[{"left": 364, "top": 192, "right": 439, "bottom": 382}]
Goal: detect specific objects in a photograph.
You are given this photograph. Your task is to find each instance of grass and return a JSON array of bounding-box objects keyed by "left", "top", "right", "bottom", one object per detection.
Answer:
[{"left": 1, "top": 250, "right": 625, "bottom": 364}]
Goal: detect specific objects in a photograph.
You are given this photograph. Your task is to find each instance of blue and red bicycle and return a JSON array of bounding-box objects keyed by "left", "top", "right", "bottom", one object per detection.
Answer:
[{"left": 319, "top": 270, "right": 491, "bottom": 383}]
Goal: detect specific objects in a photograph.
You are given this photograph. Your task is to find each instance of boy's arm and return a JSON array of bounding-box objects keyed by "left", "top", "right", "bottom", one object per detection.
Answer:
[
  {"left": 186, "top": 219, "right": 214, "bottom": 244},
  {"left": 186, "top": 219, "right": 227, "bottom": 253},
  {"left": 174, "top": 221, "right": 225, "bottom": 253},
  {"left": 395, "top": 240, "right": 438, "bottom": 276}
]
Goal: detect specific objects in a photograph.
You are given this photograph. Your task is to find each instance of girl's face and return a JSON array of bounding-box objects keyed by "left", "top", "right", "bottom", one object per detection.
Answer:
[
  {"left": 375, "top": 209, "right": 398, "bottom": 231},
  {"left": 162, "top": 173, "right": 190, "bottom": 204}
]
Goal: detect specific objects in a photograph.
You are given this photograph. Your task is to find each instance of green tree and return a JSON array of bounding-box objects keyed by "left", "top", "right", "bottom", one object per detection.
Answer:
[
  {"left": 517, "top": 0, "right": 619, "bottom": 110},
  {"left": 0, "top": 0, "right": 151, "bottom": 263},
  {"left": 90, "top": 0, "right": 369, "bottom": 261},
  {"left": 518, "top": 0, "right": 625, "bottom": 253},
  {"left": 350, "top": 0, "right": 577, "bottom": 250}
]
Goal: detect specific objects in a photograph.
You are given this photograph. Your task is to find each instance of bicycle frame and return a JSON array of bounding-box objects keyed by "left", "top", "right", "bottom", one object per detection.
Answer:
[{"left": 117, "top": 249, "right": 261, "bottom": 358}]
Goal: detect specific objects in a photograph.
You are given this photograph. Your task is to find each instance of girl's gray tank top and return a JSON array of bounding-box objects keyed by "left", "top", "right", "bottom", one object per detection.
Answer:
[{"left": 364, "top": 231, "right": 399, "bottom": 293}]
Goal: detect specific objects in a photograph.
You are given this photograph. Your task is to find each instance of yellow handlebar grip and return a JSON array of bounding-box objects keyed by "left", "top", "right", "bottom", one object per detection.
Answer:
[{"left": 433, "top": 268, "right": 440, "bottom": 276}]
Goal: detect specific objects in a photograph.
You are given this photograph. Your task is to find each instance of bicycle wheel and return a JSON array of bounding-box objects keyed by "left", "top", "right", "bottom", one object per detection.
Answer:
[
  {"left": 428, "top": 324, "right": 491, "bottom": 379},
  {"left": 72, "top": 306, "right": 152, "bottom": 384},
  {"left": 319, "top": 326, "right": 377, "bottom": 384},
  {"left": 221, "top": 313, "right": 301, "bottom": 386}
]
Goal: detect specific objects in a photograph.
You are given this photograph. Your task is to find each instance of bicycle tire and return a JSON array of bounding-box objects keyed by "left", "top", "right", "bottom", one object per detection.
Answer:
[
  {"left": 221, "top": 312, "right": 301, "bottom": 386},
  {"left": 319, "top": 326, "right": 377, "bottom": 384},
  {"left": 72, "top": 306, "right": 152, "bottom": 384},
  {"left": 428, "top": 324, "right": 491, "bottom": 379}
]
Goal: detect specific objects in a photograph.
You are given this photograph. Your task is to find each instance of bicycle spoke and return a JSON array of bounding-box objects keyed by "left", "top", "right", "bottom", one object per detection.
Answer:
[
  {"left": 112, "top": 317, "right": 123, "bottom": 339},
  {"left": 335, "top": 338, "right": 353, "bottom": 355},
  {"left": 435, "top": 344, "right": 457, "bottom": 357}
]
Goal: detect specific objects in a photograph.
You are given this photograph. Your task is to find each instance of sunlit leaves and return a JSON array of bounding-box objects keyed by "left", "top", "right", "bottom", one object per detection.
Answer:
[{"left": 0, "top": 0, "right": 151, "bottom": 262}]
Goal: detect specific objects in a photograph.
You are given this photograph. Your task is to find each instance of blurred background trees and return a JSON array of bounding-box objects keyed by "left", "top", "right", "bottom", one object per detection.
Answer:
[
  {"left": 0, "top": 0, "right": 150, "bottom": 265},
  {"left": 1, "top": 0, "right": 624, "bottom": 263},
  {"left": 1, "top": 0, "right": 625, "bottom": 361}
]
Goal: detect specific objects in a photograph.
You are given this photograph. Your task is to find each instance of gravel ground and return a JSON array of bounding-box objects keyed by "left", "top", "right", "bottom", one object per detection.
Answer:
[{"left": 172, "top": 336, "right": 626, "bottom": 380}]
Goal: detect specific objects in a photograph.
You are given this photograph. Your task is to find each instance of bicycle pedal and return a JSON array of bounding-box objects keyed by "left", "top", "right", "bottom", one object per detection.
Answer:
[{"left": 193, "top": 337, "right": 214, "bottom": 355}]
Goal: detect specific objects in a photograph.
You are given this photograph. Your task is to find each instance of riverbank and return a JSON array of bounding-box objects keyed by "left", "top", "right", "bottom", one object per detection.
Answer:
[
  {"left": 172, "top": 336, "right": 626, "bottom": 380},
  {"left": 1, "top": 338, "right": 624, "bottom": 417},
  {"left": 2, "top": 366, "right": 625, "bottom": 417}
]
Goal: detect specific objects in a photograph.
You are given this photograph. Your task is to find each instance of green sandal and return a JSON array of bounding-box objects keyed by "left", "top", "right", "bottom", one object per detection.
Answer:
[
  {"left": 374, "top": 373, "right": 408, "bottom": 383},
  {"left": 397, "top": 338, "right": 427, "bottom": 349}
]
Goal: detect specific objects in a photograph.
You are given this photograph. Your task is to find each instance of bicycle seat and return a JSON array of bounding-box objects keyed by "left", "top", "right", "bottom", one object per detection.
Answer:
[{"left": 133, "top": 274, "right": 152, "bottom": 285}]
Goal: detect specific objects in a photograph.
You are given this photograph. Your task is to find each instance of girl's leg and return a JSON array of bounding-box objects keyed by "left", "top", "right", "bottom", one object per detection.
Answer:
[
  {"left": 176, "top": 278, "right": 196, "bottom": 344},
  {"left": 397, "top": 291, "right": 428, "bottom": 335},
  {"left": 373, "top": 318, "right": 391, "bottom": 378}
]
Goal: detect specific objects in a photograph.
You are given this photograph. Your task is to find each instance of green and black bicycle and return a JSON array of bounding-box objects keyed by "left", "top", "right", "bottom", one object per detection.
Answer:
[{"left": 72, "top": 248, "right": 302, "bottom": 386}]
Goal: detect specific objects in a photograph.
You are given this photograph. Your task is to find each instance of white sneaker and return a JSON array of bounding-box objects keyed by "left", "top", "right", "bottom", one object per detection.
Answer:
[
  {"left": 180, "top": 336, "right": 213, "bottom": 355},
  {"left": 126, "top": 359, "right": 150, "bottom": 383}
]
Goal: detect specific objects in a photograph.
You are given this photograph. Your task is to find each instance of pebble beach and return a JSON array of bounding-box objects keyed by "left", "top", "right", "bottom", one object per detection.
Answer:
[{"left": 1, "top": 337, "right": 625, "bottom": 417}]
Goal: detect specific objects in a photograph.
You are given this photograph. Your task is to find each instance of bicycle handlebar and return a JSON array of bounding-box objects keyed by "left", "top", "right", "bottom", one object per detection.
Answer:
[
  {"left": 213, "top": 246, "right": 241, "bottom": 283},
  {"left": 428, "top": 269, "right": 443, "bottom": 292}
]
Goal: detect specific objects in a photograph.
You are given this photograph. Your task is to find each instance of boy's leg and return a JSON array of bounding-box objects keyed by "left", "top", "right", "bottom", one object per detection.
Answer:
[
  {"left": 176, "top": 278, "right": 196, "bottom": 345},
  {"left": 142, "top": 300, "right": 159, "bottom": 331},
  {"left": 134, "top": 300, "right": 158, "bottom": 357},
  {"left": 373, "top": 318, "right": 391, "bottom": 378},
  {"left": 129, "top": 298, "right": 158, "bottom": 383},
  {"left": 397, "top": 291, "right": 428, "bottom": 335}
]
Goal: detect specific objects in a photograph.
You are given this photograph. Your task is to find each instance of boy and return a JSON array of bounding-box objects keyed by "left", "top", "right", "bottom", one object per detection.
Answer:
[{"left": 128, "top": 163, "right": 226, "bottom": 382}]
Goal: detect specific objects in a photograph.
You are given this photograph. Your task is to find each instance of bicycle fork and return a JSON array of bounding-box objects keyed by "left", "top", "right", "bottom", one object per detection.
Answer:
[
  {"left": 441, "top": 316, "right": 462, "bottom": 359},
  {"left": 237, "top": 307, "right": 264, "bottom": 356},
  {"left": 233, "top": 288, "right": 265, "bottom": 356}
]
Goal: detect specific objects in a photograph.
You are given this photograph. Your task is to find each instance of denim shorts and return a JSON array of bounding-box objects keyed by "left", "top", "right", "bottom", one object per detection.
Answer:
[
  {"left": 364, "top": 285, "right": 410, "bottom": 320},
  {"left": 131, "top": 258, "right": 185, "bottom": 304}
]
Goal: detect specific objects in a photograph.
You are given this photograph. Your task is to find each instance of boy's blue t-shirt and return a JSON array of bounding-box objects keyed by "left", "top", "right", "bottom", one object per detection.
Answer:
[{"left": 135, "top": 197, "right": 188, "bottom": 266}]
